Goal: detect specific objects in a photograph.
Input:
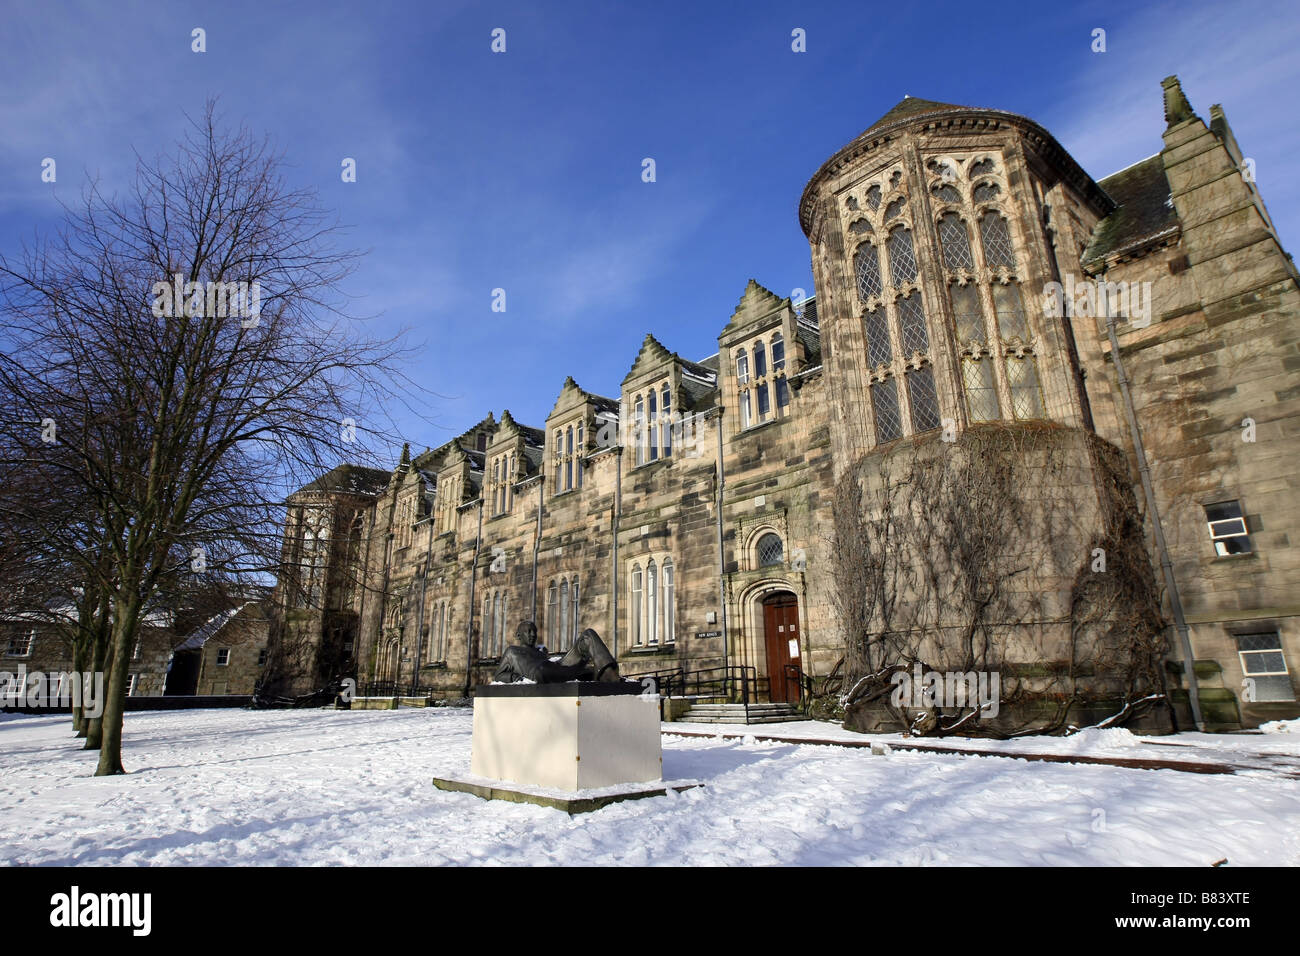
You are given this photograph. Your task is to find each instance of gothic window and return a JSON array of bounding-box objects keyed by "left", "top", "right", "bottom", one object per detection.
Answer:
[
  {"left": 897, "top": 294, "right": 929, "bottom": 354},
  {"left": 547, "top": 582, "right": 558, "bottom": 644},
  {"left": 950, "top": 283, "right": 985, "bottom": 346},
  {"left": 938, "top": 213, "right": 974, "bottom": 271},
  {"left": 889, "top": 170, "right": 903, "bottom": 190},
  {"left": 646, "top": 559, "right": 658, "bottom": 645},
  {"left": 845, "top": 195, "right": 859, "bottom": 211},
  {"left": 757, "top": 379, "right": 770, "bottom": 419},
  {"left": 887, "top": 227, "right": 918, "bottom": 287},
  {"left": 1006, "top": 355, "right": 1045, "bottom": 419},
  {"left": 884, "top": 197, "right": 905, "bottom": 221},
  {"left": 865, "top": 308, "right": 892, "bottom": 366},
  {"left": 907, "top": 366, "right": 941, "bottom": 433},
  {"left": 871, "top": 378, "right": 902, "bottom": 444},
  {"left": 970, "top": 157, "right": 996, "bottom": 177},
  {"left": 740, "top": 389, "right": 752, "bottom": 429},
  {"left": 865, "top": 184, "right": 881, "bottom": 210},
  {"left": 932, "top": 183, "right": 961, "bottom": 205},
  {"left": 849, "top": 219, "right": 873, "bottom": 235},
  {"left": 854, "top": 243, "right": 882, "bottom": 302},
  {"left": 630, "top": 564, "right": 643, "bottom": 645},
  {"left": 972, "top": 182, "right": 1000, "bottom": 203},
  {"left": 757, "top": 532, "right": 784, "bottom": 567},
  {"left": 661, "top": 562, "right": 674, "bottom": 642},
  {"left": 736, "top": 348, "right": 750, "bottom": 384},
  {"left": 963, "top": 355, "right": 999, "bottom": 421},
  {"left": 755, "top": 341, "right": 767, "bottom": 378},
  {"left": 979, "top": 212, "right": 1016, "bottom": 269},
  {"left": 993, "top": 282, "right": 1029, "bottom": 341},
  {"left": 559, "top": 579, "right": 570, "bottom": 652},
  {"left": 571, "top": 576, "right": 580, "bottom": 645}
]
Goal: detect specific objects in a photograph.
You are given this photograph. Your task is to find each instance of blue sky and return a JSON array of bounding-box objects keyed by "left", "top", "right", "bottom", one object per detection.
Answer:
[{"left": 3, "top": 0, "right": 1298, "bottom": 461}]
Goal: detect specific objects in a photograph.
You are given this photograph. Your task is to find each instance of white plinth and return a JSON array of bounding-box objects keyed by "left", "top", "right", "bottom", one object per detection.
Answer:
[{"left": 470, "top": 685, "right": 663, "bottom": 791}]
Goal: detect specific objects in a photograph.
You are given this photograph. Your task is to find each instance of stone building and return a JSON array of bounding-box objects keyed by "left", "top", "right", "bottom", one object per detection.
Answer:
[{"left": 268, "top": 76, "right": 1300, "bottom": 731}]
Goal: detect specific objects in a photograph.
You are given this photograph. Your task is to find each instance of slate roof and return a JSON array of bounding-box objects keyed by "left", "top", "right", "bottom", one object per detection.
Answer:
[
  {"left": 173, "top": 603, "right": 254, "bottom": 653},
  {"left": 1083, "top": 155, "right": 1179, "bottom": 266},
  {"left": 296, "top": 464, "right": 391, "bottom": 497}
]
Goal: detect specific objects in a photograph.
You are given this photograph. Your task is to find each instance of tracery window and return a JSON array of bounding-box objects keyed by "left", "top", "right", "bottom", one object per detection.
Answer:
[
  {"left": 938, "top": 213, "right": 974, "bottom": 271},
  {"left": 735, "top": 331, "right": 789, "bottom": 428},
  {"left": 979, "top": 212, "right": 1016, "bottom": 269},
  {"left": 887, "top": 227, "right": 918, "bottom": 286},
  {"left": 628, "top": 554, "right": 676, "bottom": 647},
  {"left": 757, "top": 532, "right": 784, "bottom": 567},
  {"left": 870, "top": 379, "right": 902, "bottom": 444},
  {"left": 854, "top": 243, "right": 883, "bottom": 302}
]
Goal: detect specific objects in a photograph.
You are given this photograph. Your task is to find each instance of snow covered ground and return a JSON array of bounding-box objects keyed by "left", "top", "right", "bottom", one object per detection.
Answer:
[{"left": 2, "top": 707, "right": 1298, "bottom": 866}]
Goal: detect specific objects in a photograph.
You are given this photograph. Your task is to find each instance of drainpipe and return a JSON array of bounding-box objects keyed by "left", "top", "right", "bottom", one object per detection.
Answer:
[
  {"left": 612, "top": 448, "right": 623, "bottom": 659},
  {"left": 531, "top": 479, "right": 542, "bottom": 622},
  {"left": 462, "top": 500, "right": 484, "bottom": 698},
  {"left": 714, "top": 407, "right": 729, "bottom": 673},
  {"left": 409, "top": 515, "right": 435, "bottom": 697},
  {"left": 1102, "top": 291, "right": 1204, "bottom": 731}
]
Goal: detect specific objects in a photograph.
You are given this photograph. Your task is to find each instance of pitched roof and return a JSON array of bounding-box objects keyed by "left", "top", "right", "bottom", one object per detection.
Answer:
[
  {"left": 1083, "top": 155, "right": 1179, "bottom": 267},
  {"left": 296, "top": 463, "right": 391, "bottom": 497}
]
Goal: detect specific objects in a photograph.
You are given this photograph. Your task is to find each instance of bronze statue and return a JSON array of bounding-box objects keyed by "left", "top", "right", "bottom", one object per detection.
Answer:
[{"left": 493, "top": 622, "right": 622, "bottom": 684}]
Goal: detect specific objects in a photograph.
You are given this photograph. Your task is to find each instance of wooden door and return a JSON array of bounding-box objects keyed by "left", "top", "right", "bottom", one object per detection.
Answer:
[{"left": 762, "top": 593, "right": 801, "bottom": 703}]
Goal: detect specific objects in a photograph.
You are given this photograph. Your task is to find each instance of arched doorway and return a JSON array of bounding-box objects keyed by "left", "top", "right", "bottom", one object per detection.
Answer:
[{"left": 761, "top": 591, "right": 801, "bottom": 703}]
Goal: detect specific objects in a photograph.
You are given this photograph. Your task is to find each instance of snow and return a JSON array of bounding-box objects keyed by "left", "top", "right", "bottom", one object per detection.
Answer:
[
  {"left": 2, "top": 708, "right": 1298, "bottom": 866},
  {"left": 1262, "top": 718, "right": 1299, "bottom": 734}
]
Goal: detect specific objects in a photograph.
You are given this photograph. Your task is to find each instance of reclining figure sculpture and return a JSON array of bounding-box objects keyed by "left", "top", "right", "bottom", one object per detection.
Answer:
[{"left": 493, "top": 621, "right": 622, "bottom": 684}]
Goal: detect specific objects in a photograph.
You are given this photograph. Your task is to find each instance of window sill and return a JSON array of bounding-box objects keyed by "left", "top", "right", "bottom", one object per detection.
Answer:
[
  {"left": 739, "top": 417, "right": 783, "bottom": 435},
  {"left": 631, "top": 456, "right": 674, "bottom": 474},
  {"left": 1211, "top": 551, "right": 1257, "bottom": 563},
  {"left": 627, "top": 643, "right": 676, "bottom": 655},
  {"left": 421, "top": 662, "right": 448, "bottom": 670}
]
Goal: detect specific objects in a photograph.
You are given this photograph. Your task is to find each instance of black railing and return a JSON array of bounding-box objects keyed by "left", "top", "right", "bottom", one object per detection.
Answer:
[
  {"left": 621, "top": 664, "right": 761, "bottom": 720},
  {"left": 356, "top": 681, "right": 437, "bottom": 699}
]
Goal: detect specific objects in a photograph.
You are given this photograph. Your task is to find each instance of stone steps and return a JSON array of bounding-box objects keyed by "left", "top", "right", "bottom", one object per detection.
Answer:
[{"left": 677, "top": 702, "right": 800, "bottom": 725}]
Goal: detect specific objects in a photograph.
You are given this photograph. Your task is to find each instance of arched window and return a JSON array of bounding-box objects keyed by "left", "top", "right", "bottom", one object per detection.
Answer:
[
  {"left": 547, "top": 582, "right": 558, "bottom": 645},
  {"left": 570, "top": 576, "right": 580, "bottom": 644},
  {"left": 884, "top": 197, "right": 905, "bottom": 221},
  {"left": 938, "top": 213, "right": 974, "bottom": 271},
  {"left": 757, "top": 532, "right": 784, "bottom": 567},
  {"left": 662, "top": 561, "right": 674, "bottom": 642},
  {"left": 754, "top": 341, "right": 767, "bottom": 378},
  {"left": 740, "top": 389, "right": 752, "bottom": 429},
  {"left": 979, "top": 212, "right": 1015, "bottom": 269},
  {"left": 559, "top": 579, "right": 570, "bottom": 652},
  {"left": 630, "top": 565, "right": 643, "bottom": 645},
  {"left": 646, "top": 559, "right": 658, "bottom": 645},
  {"left": 972, "top": 182, "right": 1000, "bottom": 203},
  {"left": 736, "top": 349, "right": 750, "bottom": 384},
  {"left": 970, "top": 157, "right": 996, "bottom": 177},
  {"left": 887, "top": 227, "right": 918, "bottom": 286},
  {"left": 865, "top": 184, "right": 881, "bottom": 210},
  {"left": 508, "top": 453, "right": 515, "bottom": 510},
  {"left": 757, "top": 379, "right": 770, "bottom": 420},
  {"left": 932, "top": 183, "right": 961, "bottom": 205},
  {"left": 854, "top": 243, "right": 882, "bottom": 302},
  {"left": 491, "top": 592, "right": 502, "bottom": 657}
]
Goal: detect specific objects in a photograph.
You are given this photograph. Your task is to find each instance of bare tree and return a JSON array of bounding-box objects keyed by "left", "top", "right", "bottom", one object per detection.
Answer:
[{"left": 0, "top": 101, "right": 413, "bottom": 774}]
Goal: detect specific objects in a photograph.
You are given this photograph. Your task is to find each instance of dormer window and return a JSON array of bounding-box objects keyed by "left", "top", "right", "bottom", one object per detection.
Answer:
[
  {"left": 735, "top": 331, "right": 790, "bottom": 429},
  {"left": 552, "top": 420, "right": 585, "bottom": 493}
]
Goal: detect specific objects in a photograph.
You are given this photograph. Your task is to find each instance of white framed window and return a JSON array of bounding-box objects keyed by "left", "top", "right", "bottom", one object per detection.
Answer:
[
  {"left": 571, "top": 576, "right": 580, "bottom": 645},
  {"left": 628, "top": 554, "right": 676, "bottom": 648},
  {"left": 5, "top": 630, "right": 34, "bottom": 658},
  {"left": 547, "top": 582, "right": 559, "bottom": 646},
  {"left": 216, "top": 648, "right": 230, "bottom": 666},
  {"left": 1206, "top": 500, "right": 1252, "bottom": 556},
  {"left": 1237, "top": 632, "right": 1294, "bottom": 702},
  {"left": 559, "top": 579, "right": 570, "bottom": 651},
  {"left": 126, "top": 674, "right": 137, "bottom": 697}
]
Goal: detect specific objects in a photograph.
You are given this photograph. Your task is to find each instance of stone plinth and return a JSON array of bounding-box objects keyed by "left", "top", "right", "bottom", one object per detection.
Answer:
[{"left": 469, "top": 681, "right": 662, "bottom": 791}]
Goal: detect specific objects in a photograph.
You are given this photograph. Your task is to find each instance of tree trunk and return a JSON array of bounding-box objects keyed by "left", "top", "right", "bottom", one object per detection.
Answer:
[{"left": 95, "top": 597, "right": 140, "bottom": 775}]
